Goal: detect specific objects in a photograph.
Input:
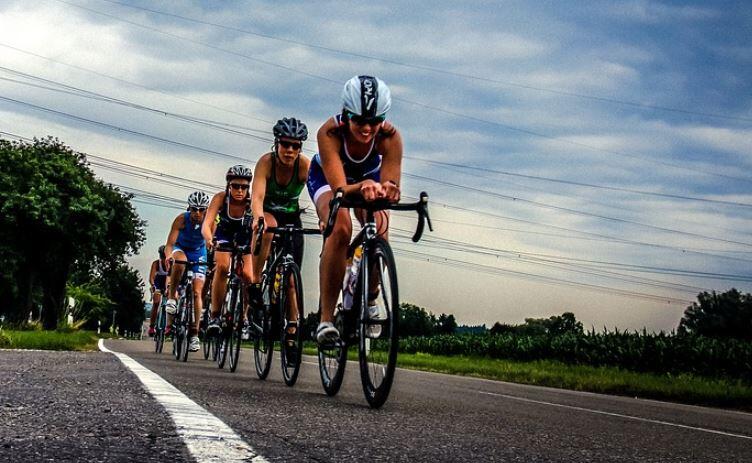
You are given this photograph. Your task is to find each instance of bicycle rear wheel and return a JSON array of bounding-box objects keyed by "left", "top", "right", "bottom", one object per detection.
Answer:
[
  {"left": 229, "top": 287, "right": 244, "bottom": 373},
  {"left": 280, "top": 264, "right": 304, "bottom": 387},
  {"left": 317, "top": 308, "right": 348, "bottom": 396},
  {"left": 358, "top": 238, "right": 399, "bottom": 409},
  {"left": 201, "top": 305, "right": 211, "bottom": 360},
  {"left": 253, "top": 283, "right": 274, "bottom": 379}
]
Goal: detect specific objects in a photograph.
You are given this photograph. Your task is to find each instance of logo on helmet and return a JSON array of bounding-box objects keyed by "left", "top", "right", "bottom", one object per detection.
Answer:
[{"left": 360, "top": 76, "right": 378, "bottom": 116}]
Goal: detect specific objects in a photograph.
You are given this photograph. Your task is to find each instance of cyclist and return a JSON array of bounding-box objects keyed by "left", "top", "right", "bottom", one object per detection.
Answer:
[
  {"left": 250, "top": 117, "right": 310, "bottom": 349},
  {"left": 164, "top": 191, "right": 211, "bottom": 352},
  {"left": 203, "top": 165, "right": 254, "bottom": 334},
  {"left": 147, "top": 245, "right": 169, "bottom": 337},
  {"left": 307, "top": 75, "right": 402, "bottom": 343}
]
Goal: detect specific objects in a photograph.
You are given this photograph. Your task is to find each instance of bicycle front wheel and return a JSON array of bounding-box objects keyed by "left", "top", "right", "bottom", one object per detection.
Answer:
[
  {"left": 317, "top": 308, "right": 348, "bottom": 396},
  {"left": 229, "top": 287, "right": 244, "bottom": 373},
  {"left": 253, "top": 285, "right": 274, "bottom": 380},
  {"left": 280, "top": 264, "right": 304, "bottom": 387},
  {"left": 358, "top": 238, "right": 399, "bottom": 409}
]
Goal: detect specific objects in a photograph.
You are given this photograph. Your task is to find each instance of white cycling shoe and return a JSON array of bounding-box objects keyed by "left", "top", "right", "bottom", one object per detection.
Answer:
[
  {"left": 316, "top": 322, "right": 340, "bottom": 344},
  {"left": 165, "top": 299, "right": 177, "bottom": 315},
  {"left": 188, "top": 336, "right": 200, "bottom": 352},
  {"left": 366, "top": 301, "right": 387, "bottom": 338}
]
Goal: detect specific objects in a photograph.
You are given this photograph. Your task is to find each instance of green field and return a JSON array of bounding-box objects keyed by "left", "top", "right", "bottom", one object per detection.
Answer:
[{"left": 0, "top": 329, "right": 101, "bottom": 351}]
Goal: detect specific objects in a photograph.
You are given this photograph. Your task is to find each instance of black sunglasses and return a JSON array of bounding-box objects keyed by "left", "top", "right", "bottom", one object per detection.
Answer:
[
  {"left": 347, "top": 111, "right": 385, "bottom": 126},
  {"left": 229, "top": 183, "right": 250, "bottom": 191},
  {"left": 190, "top": 207, "right": 207, "bottom": 212},
  {"left": 278, "top": 140, "right": 302, "bottom": 150}
]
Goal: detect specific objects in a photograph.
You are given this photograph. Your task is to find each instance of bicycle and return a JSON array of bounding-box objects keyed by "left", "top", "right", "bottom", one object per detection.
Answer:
[
  {"left": 215, "top": 241, "right": 251, "bottom": 372},
  {"left": 200, "top": 255, "right": 218, "bottom": 361},
  {"left": 153, "top": 294, "right": 168, "bottom": 354},
  {"left": 252, "top": 216, "right": 320, "bottom": 386},
  {"left": 318, "top": 189, "right": 432, "bottom": 408},
  {"left": 171, "top": 259, "right": 203, "bottom": 363}
]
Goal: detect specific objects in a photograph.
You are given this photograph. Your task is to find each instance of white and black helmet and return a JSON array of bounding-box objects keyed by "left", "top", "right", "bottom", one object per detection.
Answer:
[
  {"left": 341, "top": 75, "right": 392, "bottom": 118},
  {"left": 273, "top": 117, "right": 308, "bottom": 141},
  {"left": 187, "top": 191, "right": 210, "bottom": 208},
  {"left": 225, "top": 164, "right": 252, "bottom": 182}
]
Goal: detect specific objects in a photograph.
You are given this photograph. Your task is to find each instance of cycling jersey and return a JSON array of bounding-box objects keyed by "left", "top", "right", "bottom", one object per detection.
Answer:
[
  {"left": 174, "top": 211, "right": 207, "bottom": 275},
  {"left": 264, "top": 155, "right": 304, "bottom": 214},
  {"left": 307, "top": 114, "right": 382, "bottom": 204},
  {"left": 215, "top": 192, "right": 252, "bottom": 253},
  {"left": 153, "top": 259, "right": 168, "bottom": 292}
]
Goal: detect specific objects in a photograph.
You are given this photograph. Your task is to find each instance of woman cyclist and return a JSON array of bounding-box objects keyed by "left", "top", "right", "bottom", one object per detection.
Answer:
[
  {"left": 203, "top": 165, "right": 254, "bottom": 334},
  {"left": 147, "top": 245, "right": 169, "bottom": 337},
  {"left": 306, "top": 75, "right": 402, "bottom": 343},
  {"left": 164, "top": 191, "right": 211, "bottom": 352},
  {"left": 249, "top": 117, "right": 311, "bottom": 350}
]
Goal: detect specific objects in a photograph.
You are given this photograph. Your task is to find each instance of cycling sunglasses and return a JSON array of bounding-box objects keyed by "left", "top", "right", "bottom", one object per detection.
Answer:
[
  {"left": 229, "top": 183, "right": 250, "bottom": 191},
  {"left": 190, "top": 206, "right": 207, "bottom": 212},
  {"left": 278, "top": 140, "right": 302, "bottom": 150},
  {"left": 346, "top": 111, "right": 385, "bottom": 126}
]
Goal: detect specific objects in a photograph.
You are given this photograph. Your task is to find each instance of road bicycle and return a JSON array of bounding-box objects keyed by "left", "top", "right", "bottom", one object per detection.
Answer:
[
  {"left": 171, "top": 259, "right": 204, "bottom": 363},
  {"left": 215, "top": 241, "right": 251, "bottom": 372},
  {"left": 318, "top": 190, "right": 432, "bottom": 408},
  {"left": 153, "top": 293, "right": 168, "bottom": 354},
  {"left": 252, "top": 216, "right": 320, "bottom": 386}
]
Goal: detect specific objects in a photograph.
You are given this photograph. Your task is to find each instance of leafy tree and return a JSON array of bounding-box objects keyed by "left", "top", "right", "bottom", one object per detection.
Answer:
[
  {"left": 0, "top": 137, "right": 144, "bottom": 328},
  {"left": 679, "top": 289, "right": 752, "bottom": 340},
  {"left": 437, "top": 313, "right": 457, "bottom": 334},
  {"left": 490, "top": 312, "right": 583, "bottom": 336},
  {"left": 102, "top": 263, "right": 145, "bottom": 334},
  {"left": 399, "top": 303, "right": 437, "bottom": 337},
  {"left": 66, "top": 282, "right": 112, "bottom": 329},
  {"left": 489, "top": 322, "right": 515, "bottom": 335}
]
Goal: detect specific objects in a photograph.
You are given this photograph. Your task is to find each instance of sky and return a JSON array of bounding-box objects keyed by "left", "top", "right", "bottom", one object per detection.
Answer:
[{"left": 1, "top": 0, "right": 751, "bottom": 331}]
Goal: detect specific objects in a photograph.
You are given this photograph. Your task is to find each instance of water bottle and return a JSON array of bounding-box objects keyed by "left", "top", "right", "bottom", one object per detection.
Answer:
[{"left": 342, "top": 245, "right": 363, "bottom": 310}]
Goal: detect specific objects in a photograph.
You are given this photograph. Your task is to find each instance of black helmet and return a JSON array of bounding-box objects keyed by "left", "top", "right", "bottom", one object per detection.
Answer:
[
  {"left": 273, "top": 117, "right": 308, "bottom": 141},
  {"left": 225, "top": 164, "right": 252, "bottom": 182},
  {"left": 158, "top": 245, "right": 166, "bottom": 259}
]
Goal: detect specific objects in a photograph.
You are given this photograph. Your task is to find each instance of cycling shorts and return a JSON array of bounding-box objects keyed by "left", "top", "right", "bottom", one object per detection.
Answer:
[{"left": 172, "top": 245, "right": 207, "bottom": 279}]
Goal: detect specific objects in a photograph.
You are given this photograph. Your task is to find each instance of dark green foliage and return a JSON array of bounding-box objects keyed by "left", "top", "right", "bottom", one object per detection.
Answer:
[
  {"left": 399, "top": 303, "right": 438, "bottom": 337},
  {"left": 399, "top": 330, "right": 752, "bottom": 383},
  {"left": 0, "top": 137, "right": 145, "bottom": 329},
  {"left": 679, "top": 289, "right": 752, "bottom": 340}
]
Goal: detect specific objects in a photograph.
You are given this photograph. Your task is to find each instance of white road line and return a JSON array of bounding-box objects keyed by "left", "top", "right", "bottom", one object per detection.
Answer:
[
  {"left": 476, "top": 390, "right": 752, "bottom": 441},
  {"left": 99, "top": 339, "right": 268, "bottom": 462}
]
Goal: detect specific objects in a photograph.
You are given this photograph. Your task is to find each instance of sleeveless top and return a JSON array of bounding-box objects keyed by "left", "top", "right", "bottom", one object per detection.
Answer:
[
  {"left": 216, "top": 192, "right": 251, "bottom": 235},
  {"left": 311, "top": 114, "right": 382, "bottom": 183},
  {"left": 264, "top": 155, "right": 304, "bottom": 214},
  {"left": 176, "top": 211, "right": 204, "bottom": 250},
  {"left": 155, "top": 259, "right": 168, "bottom": 277}
]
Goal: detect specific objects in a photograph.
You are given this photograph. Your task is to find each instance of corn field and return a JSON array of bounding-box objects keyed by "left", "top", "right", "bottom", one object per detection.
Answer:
[{"left": 398, "top": 330, "right": 752, "bottom": 382}]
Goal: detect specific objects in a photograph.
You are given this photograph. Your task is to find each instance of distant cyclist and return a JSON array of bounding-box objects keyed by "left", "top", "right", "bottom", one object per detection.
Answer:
[
  {"left": 250, "top": 118, "right": 310, "bottom": 296},
  {"left": 203, "top": 165, "right": 254, "bottom": 334},
  {"left": 307, "top": 75, "right": 402, "bottom": 343},
  {"left": 147, "top": 245, "right": 169, "bottom": 337},
  {"left": 164, "top": 191, "right": 211, "bottom": 352}
]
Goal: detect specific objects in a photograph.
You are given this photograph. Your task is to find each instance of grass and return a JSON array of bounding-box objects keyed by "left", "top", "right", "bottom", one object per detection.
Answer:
[
  {"left": 302, "top": 343, "right": 752, "bottom": 410},
  {"left": 0, "top": 329, "right": 101, "bottom": 351}
]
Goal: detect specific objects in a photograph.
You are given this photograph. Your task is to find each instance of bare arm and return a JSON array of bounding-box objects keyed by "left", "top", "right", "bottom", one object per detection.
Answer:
[
  {"left": 202, "top": 192, "right": 223, "bottom": 246},
  {"left": 317, "top": 118, "right": 361, "bottom": 197},
  {"left": 148, "top": 260, "right": 157, "bottom": 287},
  {"left": 251, "top": 154, "right": 271, "bottom": 228},
  {"left": 164, "top": 214, "right": 183, "bottom": 266},
  {"left": 378, "top": 124, "right": 403, "bottom": 201}
]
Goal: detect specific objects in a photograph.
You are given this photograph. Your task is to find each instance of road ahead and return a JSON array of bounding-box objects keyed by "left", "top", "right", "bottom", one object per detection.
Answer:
[{"left": 2, "top": 340, "right": 751, "bottom": 462}]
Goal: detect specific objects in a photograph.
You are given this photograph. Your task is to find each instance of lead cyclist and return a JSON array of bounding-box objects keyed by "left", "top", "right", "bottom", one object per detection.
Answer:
[{"left": 306, "top": 75, "right": 402, "bottom": 343}]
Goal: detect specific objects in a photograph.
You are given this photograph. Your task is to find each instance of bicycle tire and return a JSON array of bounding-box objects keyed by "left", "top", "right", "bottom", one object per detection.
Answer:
[
  {"left": 317, "top": 308, "right": 348, "bottom": 396},
  {"left": 228, "top": 286, "right": 243, "bottom": 372},
  {"left": 253, "top": 279, "right": 274, "bottom": 380},
  {"left": 358, "top": 238, "right": 399, "bottom": 409},
  {"left": 155, "top": 305, "right": 165, "bottom": 353},
  {"left": 217, "top": 289, "right": 232, "bottom": 369},
  {"left": 181, "top": 284, "right": 193, "bottom": 363},
  {"left": 174, "top": 297, "right": 185, "bottom": 361},
  {"left": 280, "top": 263, "right": 304, "bottom": 387}
]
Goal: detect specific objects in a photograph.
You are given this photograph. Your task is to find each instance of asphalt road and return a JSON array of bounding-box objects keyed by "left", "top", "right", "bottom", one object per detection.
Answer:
[{"left": 2, "top": 340, "right": 752, "bottom": 462}]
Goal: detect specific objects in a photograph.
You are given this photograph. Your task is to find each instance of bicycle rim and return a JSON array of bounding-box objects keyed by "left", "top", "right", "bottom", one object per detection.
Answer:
[
  {"left": 229, "top": 288, "right": 243, "bottom": 373},
  {"left": 359, "top": 238, "right": 399, "bottom": 408},
  {"left": 318, "top": 310, "right": 348, "bottom": 396},
  {"left": 253, "top": 301, "right": 274, "bottom": 380},
  {"left": 280, "top": 264, "right": 304, "bottom": 387}
]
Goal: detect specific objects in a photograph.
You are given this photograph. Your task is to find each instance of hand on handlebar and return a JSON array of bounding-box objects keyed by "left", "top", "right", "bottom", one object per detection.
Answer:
[
  {"left": 359, "top": 179, "right": 383, "bottom": 202},
  {"left": 381, "top": 181, "right": 401, "bottom": 202}
]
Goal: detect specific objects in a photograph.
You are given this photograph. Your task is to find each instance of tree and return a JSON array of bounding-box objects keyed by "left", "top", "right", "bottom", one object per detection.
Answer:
[
  {"left": 102, "top": 263, "right": 145, "bottom": 334},
  {"left": 399, "top": 303, "right": 437, "bottom": 337},
  {"left": 437, "top": 313, "right": 457, "bottom": 335},
  {"left": 679, "top": 289, "right": 752, "bottom": 340},
  {"left": 0, "top": 137, "right": 144, "bottom": 328}
]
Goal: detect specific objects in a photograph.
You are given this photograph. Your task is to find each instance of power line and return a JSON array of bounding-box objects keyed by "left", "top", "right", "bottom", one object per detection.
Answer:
[
  {"left": 90, "top": 0, "right": 752, "bottom": 124},
  {"left": 50, "top": 0, "right": 752, "bottom": 185}
]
